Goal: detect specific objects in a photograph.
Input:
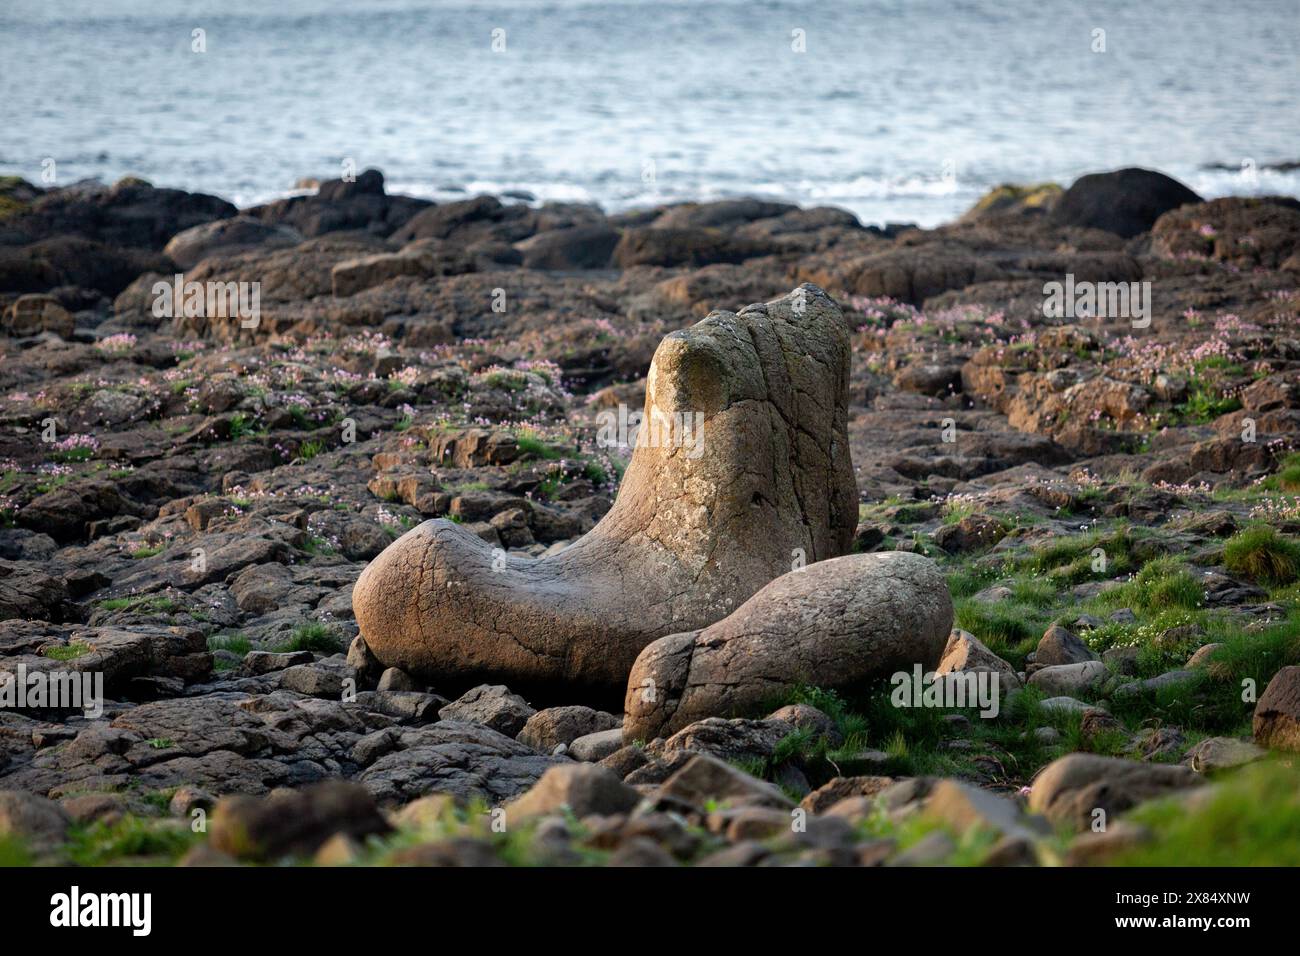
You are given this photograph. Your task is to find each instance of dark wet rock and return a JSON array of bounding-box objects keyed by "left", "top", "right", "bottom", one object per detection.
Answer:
[
  {"left": 357, "top": 720, "right": 563, "bottom": 805},
  {"left": 164, "top": 216, "right": 302, "bottom": 269},
  {"left": 439, "top": 685, "right": 536, "bottom": 736},
  {"left": 1051, "top": 167, "right": 1202, "bottom": 238},
  {"left": 0, "top": 177, "right": 236, "bottom": 249}
]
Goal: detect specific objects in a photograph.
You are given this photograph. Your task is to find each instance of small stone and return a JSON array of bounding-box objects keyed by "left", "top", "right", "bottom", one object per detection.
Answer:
[
  {"left": 517, "top": 705, "right": 619, "bottom": 752},
  {"left": 169, "top": 786, "right": 216, "bottom": 817},
  {"left": 313, "top": 833, "right": 363, "bottom": 866},
  {"left": 438, "top": 684, "right": 536, "bottom": 736},
  {"left": 653, "top": 754, "right": 793, "bottom": 812},
  {"left": 241, "top": 650, "right": 313, "bottom": 675},
  {"left": 568, "top": 728, "right": 625, "bottom": 762},
  {"left": 1028, "top": 754, "right": 1201, "bottom": 830},
  {"left": 506, "top": 764, "right": 641, "bottom": 821},
  {"left": 1186, "top": 643, "right": 1224, "bottom": 668},
  {"left": 1035, "top": 624, "right": 1098, "bottom": 668},
  {"left": 606, "top": 836, "right": 675, "bottom": 867},
  {"left": 0, "top": 791, "right": 70, "bottom": 852},
  {"left": 801, "top": 776, "right": 895, "bottom": 814},
  {"left": 1028, "top": 660, "right": 1107, "bottom": 697},
  {"left": 1184, "top": 736, "right": 1267, "bottom": 773},
  {"left": 376, "top": 667, "right": 421, "bottom": 692},
  {"left": 209, "top": 781, "right": 390, "bottom": 861}
]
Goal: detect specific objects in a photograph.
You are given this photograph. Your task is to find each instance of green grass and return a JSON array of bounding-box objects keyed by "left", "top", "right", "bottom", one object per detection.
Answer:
[
  {"left": 296, "top": 439, "right": 326, "bottom": 462},
  {"left": 953, "top": 597, "right": 1052, "bottom": 662},
  {"left": 229, "top": 412, "right": 258, "bottom": 440},
  {"left": 277, "top": 622, "right": 343, "bottom": 654},
  {"left": 65, "top": 817, "right": 199, "bottom": 866},
  {"left": 208, "top": 633, "right": 252, "bottom": 656},
  {"left": 1107, "top": 607, "right": 1300, "bottom": 732},
  {"left": 1113, "top": 761, "right": 1300, "bottom": 865},
  {"left": 130, "top": 545, "right": 164, "bottom": 559},
  {"left": 0, "top": 836, "right": 34, "bottom": 866},
  {"left": 1269, "top": 452, "right": 1300, "bottom": 492},
  {"left": 44, "top": 643, "right": 91, "bottom": 661},
  {"left": 96, "top": 595, "right": 180, "bottom": 615},
  {"left": 1174, "top": 380, "right": 1242, "bottom": 425},
  {"left": 1091, "top": 557, "right": 1204, "bottom": 614},
  {"left": 514, "top": 428, "right": 565, "bottom": 461},
  {"left": 1223, "top": 525, "right": 1300, "bottom": 586}
]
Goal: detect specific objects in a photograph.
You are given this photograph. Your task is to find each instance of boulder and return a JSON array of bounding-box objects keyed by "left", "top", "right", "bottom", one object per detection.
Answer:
[
  {"left": 653, "top": 754, "right": 793, "bottom": 811},
  {"left": 1028, "top": 754, "right": 1201, "bottom": 829},
  {"left": 612, "top": 227, "right": 775, "bottom": 268},
  {"left": 0, "top": 790, "right": 70, "bottom": 852},
  {"left": 1051, "top": 167, "right": 1202, "bottom": 238},
  {"left": 1253, "top": 666, "right": 1300, "bottom": 752},
  {"left": 354, "top": 286, "right": 858, "bottom": 691},
  {"left": 438, "top": 684, "right": 536, "bottom": 736},
  {"left": 505, "top": 764, "right": 640, "bottom": 820},
  {"left": 516, "top": 224, "right": 620, "bottom": 270},
  {"left": 623, "top": 551, "right": 952, "bottom": 741},
  {"left": 163, "top": 216, "right": 302, "bottom": 268},
  {"left": 209, "top": 781, "right": 390, "bottom": 861},
  {"left": 516, "top": 706, "right": 619, "bottom": 752},
  {"left": 1027, "top": 660, "right": 1106, "bottom": 697},
  {"left": 1034, "top": 624, "right": 1098, "bottom": 669},
  {"left": 935, "top": 628, "right": 1020, "bottom": 687}
]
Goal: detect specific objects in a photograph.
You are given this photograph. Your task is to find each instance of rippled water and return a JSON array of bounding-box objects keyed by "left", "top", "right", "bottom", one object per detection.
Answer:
[{"left": 2, "top": 0, "right": 1297, "bottom": 226}]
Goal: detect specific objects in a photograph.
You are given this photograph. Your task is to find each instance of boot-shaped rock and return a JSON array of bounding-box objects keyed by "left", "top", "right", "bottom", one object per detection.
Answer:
[{"left": 353, "top": 284, "right": 857, "bottom": 694}]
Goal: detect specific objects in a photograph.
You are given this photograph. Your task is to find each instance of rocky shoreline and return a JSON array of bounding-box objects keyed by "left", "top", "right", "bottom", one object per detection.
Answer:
[{"left": 1, "top": 167, "right": 1299, "bottom": 867}]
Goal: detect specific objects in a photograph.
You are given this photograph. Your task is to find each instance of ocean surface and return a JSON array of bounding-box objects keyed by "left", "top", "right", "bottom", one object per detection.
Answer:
[{"left": 2, "top": 0, "right": 1298, "bottom": 227}]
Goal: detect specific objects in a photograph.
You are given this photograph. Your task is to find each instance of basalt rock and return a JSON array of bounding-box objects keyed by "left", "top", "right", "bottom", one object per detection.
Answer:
[
  {"left": 353, "top": 285, "right": 857, "bottom": 695},
  {"left": 623, "top": 551, "right": 953, "bottom": 741}
]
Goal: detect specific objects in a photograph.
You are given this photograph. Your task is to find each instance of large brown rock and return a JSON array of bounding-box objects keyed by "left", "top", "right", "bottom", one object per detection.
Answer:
[
  {"left": 1254, "top": 666, "right": 1300, "bottom": 752},
  {"left": 353, "top": 285, "right": 858, "bottom": 693},
  {"left": 1028, "top": 754, "right": 1201, "bottom": 830},
  {"left": 623, "top": 551, "right": 953, "bottom": 741}
]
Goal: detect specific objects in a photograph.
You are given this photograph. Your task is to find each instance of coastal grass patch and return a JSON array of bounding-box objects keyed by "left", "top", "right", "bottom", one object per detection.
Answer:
[
  {"left": 1223, "top": 525, "right": 1300, "bottom": 586},
  {"left": 1264, "top": 451, "right": 1300, "bottom": 492},
  {"left": 513, "top": 427, "right": 566, "bottom": 461},
  {"left": 44, "top": 642, "right": 91, "bottom": 661},
  {"left": 278, "top": 622, "right": 343, "bottom": 654},
  {"left": 1111, "top": 761, "right": 1300, "bottom": 866},
  {"left": 65, "top": 816, "right": 199, "bottom": 867},
  {"left": 953, "top": 596, "right": 1052, "bottom": 663},
  {"left": 207, "top": 633, "right": 252, "bottom": 656},
  {"left": 1106, "top": 608, "right": 1300, "bottom": 734},
  {"left": 1086, "top": 557, "right": 1204, "bottom": 615},
  {"left": 97, "top": 594, "right": 181, "bottom": 615},
  {"left": 1012, "top": 524, "right": 1150, "bottom": 587}
]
